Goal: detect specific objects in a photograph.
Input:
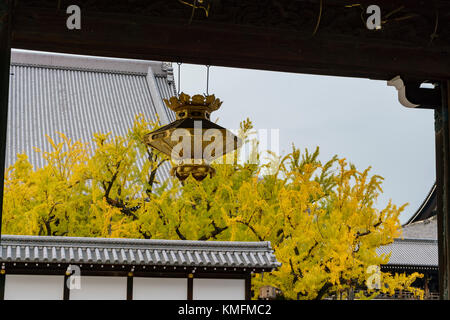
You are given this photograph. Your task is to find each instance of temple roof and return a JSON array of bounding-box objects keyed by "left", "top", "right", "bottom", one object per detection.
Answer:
[
  {"left": 6, "top": 49, "right": 176, "bottom": 182},
  {"left": 0, "top": 235, "right": 280, "bottom": 271},
  {"left": 379, "top": 208, "right": 438, "bottom": 269},
  {"left": 401, "top": 215, "right": 437, "bottom": 240},
  {"left": 405, "top": 183, "right": 437, "bottom": 225},
  {"left": 377, "top": 239, "right": 438, "bottom": 269}
]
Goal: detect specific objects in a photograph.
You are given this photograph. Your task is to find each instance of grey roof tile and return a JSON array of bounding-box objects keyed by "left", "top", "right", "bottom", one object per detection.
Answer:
[
  {"left": 377, "top": 239, "right": 438, "bottom": 267},
  {"left": 0, "top": 235, "right": 280, "bottom": 270}
]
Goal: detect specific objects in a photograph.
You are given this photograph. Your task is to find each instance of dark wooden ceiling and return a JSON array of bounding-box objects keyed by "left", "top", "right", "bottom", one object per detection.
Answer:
[{"left": 10, "top": 0, "right": 450, "bottom": 80}]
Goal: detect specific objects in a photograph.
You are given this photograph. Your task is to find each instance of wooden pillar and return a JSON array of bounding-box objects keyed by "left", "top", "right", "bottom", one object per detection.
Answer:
[
  {"left": 0, "top": 269, "right": 5, "bottom": 300},
  {"left": 245, "top": 274, "right": 252, "bottom": 300},
  {"left": 0, "top": 0, "right": 13, "bottom": 239},
  {"left": 187, "top": 273, "right": 193, "bottom": 300},
  {"left": 127, "top": 272, "right": 133, "bottom": 300},
  {"left": 435, "top": 80, "right": 450, "bottom": 300},
  {"left": 424, "top": 273, "right": 429, "bottom": 299},
  {"left": 63, "top": 273, "right": 70, "bottom": 300}
]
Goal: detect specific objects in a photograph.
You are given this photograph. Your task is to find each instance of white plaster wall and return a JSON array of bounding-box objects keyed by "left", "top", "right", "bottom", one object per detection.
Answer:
[
  {"left": 3, "top": 274, "right": 245, "bottom": 300},
  {"left": 193, "top": 278, "right": 245, "bottom": 300},
  {"left": 133, "top": 277, "right": 187, "bottom": 300},
  {"left": 69, "top": 276, "right": 127, "bottom": 300},
  {"left": 4, "top": 275, "right": 64, "bottom": 300}
]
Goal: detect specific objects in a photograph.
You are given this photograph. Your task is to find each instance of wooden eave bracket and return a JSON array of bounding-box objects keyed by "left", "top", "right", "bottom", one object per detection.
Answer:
[{"left": 388, "top": 76, "right": 442, "bottom": 109}]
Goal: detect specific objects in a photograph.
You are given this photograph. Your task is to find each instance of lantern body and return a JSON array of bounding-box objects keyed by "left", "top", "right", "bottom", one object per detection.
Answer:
[{"left": 144, "top": 93, "right": 241, "bottom": 181}]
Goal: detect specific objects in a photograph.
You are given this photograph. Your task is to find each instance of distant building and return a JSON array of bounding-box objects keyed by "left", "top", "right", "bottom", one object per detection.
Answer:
[{"left": 377, "top": 183, "right": 439, "bottom": 299}]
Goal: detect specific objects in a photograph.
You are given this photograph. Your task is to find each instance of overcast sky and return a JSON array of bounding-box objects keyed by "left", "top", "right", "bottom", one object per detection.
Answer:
[{"left": 174, "top": 63, "right": 436, "bottom": 224}]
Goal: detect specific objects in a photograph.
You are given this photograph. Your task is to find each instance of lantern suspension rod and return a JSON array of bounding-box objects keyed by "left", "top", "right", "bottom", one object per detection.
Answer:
[
  {"left": 206, "top": 65, "right": 210, "bottom": 96},
  {"left": 177, "top": 62, "right": 182, "bottom": 96}
]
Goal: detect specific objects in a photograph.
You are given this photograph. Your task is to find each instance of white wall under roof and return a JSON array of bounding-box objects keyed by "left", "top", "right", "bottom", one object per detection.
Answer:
[
  {"left": 4, "top": 275, "right": 64, "bottom": 300},
  {"left": 193, "top": 279, "right": 245, "bottom": 300},
  {"left": 2, "top": 274, "right": 247, "bottom": 300},
  {"left": 133, "top": 277, "right": 187, "bottom": 300},
  {"left": 69, "top": 276, "right": 127, "bottom": 300}
]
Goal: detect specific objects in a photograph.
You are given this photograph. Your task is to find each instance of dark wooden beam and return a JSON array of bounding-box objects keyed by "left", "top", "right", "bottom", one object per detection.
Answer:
[
  {"left": 436, "top": 81, "right": 450, "bottom": 300},
  {"left": 0, "top": 0, "right": 12, "bottom": 241},
  {"left": 446, "top": 81, "right": 450, "bottom": 300},
  {"left": 10, "top": 1, "right": 450, "bottom": 81}
]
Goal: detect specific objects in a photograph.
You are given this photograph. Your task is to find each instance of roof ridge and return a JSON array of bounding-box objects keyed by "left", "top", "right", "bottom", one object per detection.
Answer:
[
  {"left": 11, "top": 62, "right": 149, "bottom": 76},
  {"left": 0, "top": 235, "right": 273, "bottom": 250},
  {"left": 404, "top": 182, "right": 436, "bottom": 226},
  {"left": 394, "top": 238, "right": 438, "bottom": 243},
  {"left": 11, "top": 49, "right": 171, "bottom": 76},
  {"left": 405, "top": 214, "right": 437, "bottom": 226}
]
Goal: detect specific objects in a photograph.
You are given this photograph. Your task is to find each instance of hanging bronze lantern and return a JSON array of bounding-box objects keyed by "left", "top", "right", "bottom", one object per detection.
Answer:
[{"left": 144, "top": 93, "right": 241, "bottom": 181}]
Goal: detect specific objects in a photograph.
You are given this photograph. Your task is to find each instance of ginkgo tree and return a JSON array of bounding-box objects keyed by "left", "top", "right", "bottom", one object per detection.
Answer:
[{"left": 2, "top": 114, "right": 423, "bottom": 299}]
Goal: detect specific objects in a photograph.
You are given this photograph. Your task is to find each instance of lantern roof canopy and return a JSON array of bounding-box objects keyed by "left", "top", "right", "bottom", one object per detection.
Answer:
[
  {"left": 145, "top": 93, "right": 242, "bottom": 165},
  {"left": 149, "top": 118, "right": 228, "bottom": 136},
  {"left": 145, "top": 117, "right": 240, "bottom": 163}
]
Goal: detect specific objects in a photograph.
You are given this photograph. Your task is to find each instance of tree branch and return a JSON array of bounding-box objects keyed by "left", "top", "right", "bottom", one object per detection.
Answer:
[
  {"left": 175, "top": 226, "right": 187, "bottom": 240},
  {"left": 146, "top": 159, "right": 167, "bottom": 196},
  {"left": 314, "top": 282, "right": 333, "bottom": 300},
  {"left": 104, "top": 161, "right": 121, "bottom": 199},
  {"left": 198, "top": 221, "right": 228, "bottom": 241},
  {"left": 235, "top": 219, "right": 263, "bottom": 241},
  {"left": 355, "top": 219, "right": 383, "bottom": 238},
  {"left": 105, "top": 197, "right": 139, "bottom": 220}
]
